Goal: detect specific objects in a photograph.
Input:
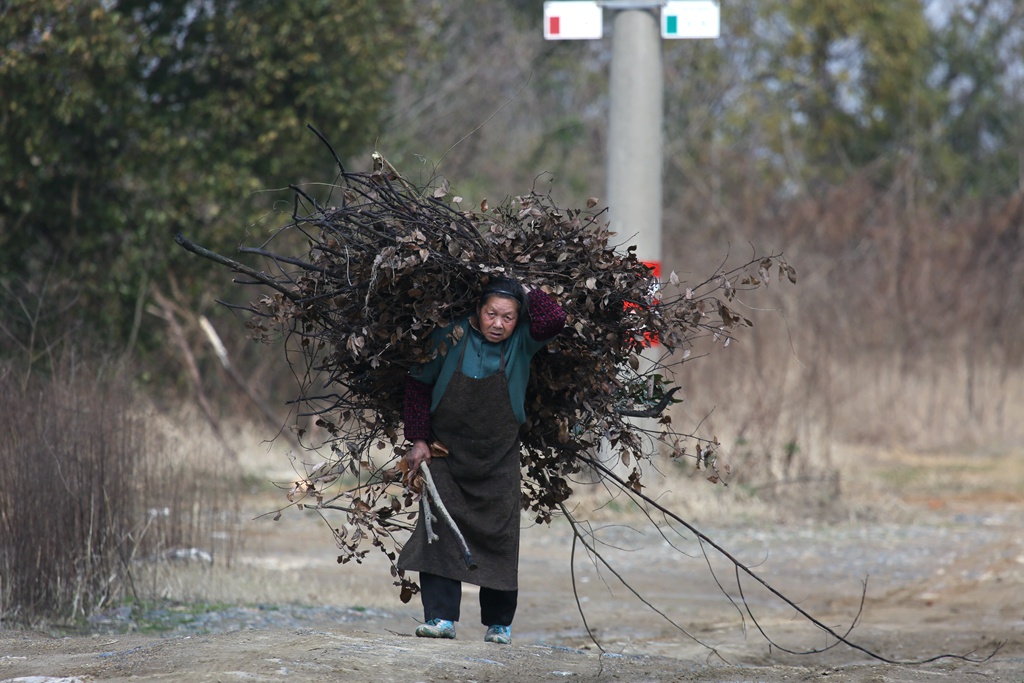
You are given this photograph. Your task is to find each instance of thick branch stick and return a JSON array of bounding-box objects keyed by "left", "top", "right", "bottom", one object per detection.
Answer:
[
  {"left": 422, "top": 496, "right": 439, "bottom": 543},
  {"left": 420, "top": 462, "right": 477, "bottom": 570},
  {"left": 175, "top": 233, "right": 299, "bottom": 300}
]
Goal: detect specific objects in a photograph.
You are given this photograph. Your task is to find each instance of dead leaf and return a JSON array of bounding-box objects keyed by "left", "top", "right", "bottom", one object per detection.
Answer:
[{"left": 558, "top": 420, "right": 569, "bottom": 443}]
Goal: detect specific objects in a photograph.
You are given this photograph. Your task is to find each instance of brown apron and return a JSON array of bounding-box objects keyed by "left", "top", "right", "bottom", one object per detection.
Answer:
[{"left": 397, "top": 341, "right": 522, "bottom": 591}]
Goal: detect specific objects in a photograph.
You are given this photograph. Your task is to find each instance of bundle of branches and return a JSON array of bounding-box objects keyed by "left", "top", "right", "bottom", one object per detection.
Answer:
[
  {"left": 176, "top": 144, "right": 794, "bottom": 590},
  {"left": 177, "top": 140, "right": 1002, "bottom": 666}
]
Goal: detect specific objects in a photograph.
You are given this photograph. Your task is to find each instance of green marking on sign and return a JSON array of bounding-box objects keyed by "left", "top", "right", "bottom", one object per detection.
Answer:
[{"left": 666, "top": 15, "right": 678, "bottom": 34}]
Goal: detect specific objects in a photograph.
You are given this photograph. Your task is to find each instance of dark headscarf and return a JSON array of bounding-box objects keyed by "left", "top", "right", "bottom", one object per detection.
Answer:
[{"left": 479, "top": 276, "right": 529, "bottom": 321}]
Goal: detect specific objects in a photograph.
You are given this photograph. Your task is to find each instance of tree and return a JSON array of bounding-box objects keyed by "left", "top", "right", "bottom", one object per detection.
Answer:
[
  {"left": 0, "top": 0, "right": 414, "bottom": 357},
  {"left": 924, "top": 0, "right": 1024, "bottom": 199},
  {"left": 737, "top": 0, "right": 935, "bottom": 186},
  {"left": 381, "top": 0, "right": 609, "bottom": 202}
]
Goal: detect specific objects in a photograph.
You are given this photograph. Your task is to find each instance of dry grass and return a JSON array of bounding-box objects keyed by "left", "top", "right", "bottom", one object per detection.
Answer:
[
  {"left": 657, "top": 170, "right": 1024, "bottom": 509},
  {"left": 0, "top": 356, "right": 240, "bottom": 626}
]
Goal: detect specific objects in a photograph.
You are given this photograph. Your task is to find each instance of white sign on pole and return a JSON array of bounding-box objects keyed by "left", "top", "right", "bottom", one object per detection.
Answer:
[
  {"left": 661, "top": 1, "right": 720, "bottom": 39},
  {"left": 543, "top": 1, "right": 603, "bottom": 40}
]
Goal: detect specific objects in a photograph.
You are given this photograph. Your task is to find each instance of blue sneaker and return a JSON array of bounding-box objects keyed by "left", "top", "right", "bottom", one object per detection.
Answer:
[
  {"left": 415, "top": 618, "right": 456, "bottom": 639},
  {"left": 484, "top": 624, "right": 512, "bottom": 644}
]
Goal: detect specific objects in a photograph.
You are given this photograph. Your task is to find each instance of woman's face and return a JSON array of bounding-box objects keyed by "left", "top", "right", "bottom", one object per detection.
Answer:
[{"left": 477, "top": 295, "right": 520, "bottom": 342}]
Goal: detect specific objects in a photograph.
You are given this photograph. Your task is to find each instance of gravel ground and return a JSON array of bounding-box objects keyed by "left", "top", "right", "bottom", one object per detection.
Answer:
[{"left": 3, "top": 450, "right": 1023, "bottom": 682}]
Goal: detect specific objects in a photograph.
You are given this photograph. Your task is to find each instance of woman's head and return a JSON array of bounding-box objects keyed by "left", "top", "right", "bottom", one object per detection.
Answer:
[{"left": 476, "top": 277, "right": 527, "bottom": 343}]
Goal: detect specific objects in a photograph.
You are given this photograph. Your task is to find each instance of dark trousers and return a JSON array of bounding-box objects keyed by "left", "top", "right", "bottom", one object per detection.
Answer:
[{"left": 420, "top": 572, "right": 518, "bottom": 626}]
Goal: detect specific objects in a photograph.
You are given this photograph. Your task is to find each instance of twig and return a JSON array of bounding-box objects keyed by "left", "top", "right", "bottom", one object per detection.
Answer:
[
  {"left": 558, "top": 501, "right": 726, "bottom": 661},
  {"left": 615, "top": 387, "right": 680, "bottom": 418},
  {"left": 306, "top": 123, "right": 346, "bottom": 176},
  {"left": 236, "top": 247, "right": 329, "bottom": 274}
]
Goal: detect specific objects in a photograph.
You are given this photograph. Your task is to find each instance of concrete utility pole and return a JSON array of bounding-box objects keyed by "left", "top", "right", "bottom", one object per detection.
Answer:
[
  {"left": 544, "top": 0, "right": 718, "bottom": 273},
  {"left": 543, "top": 0, "right": 720, "bottom": 464},
  {"left": 607, "top": 6, "right": 664, "bottom": 275},
  {"left": 605, "top": 6, "right": 665, "bottom": 466}
]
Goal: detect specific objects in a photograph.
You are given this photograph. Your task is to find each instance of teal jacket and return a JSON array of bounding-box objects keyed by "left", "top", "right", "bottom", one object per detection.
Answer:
[
  {"left": 403, "top": 289, "right": 567, "bottom": 441},
  {"left": 411, "top": 317, "right": 548, "bottom": 425}
]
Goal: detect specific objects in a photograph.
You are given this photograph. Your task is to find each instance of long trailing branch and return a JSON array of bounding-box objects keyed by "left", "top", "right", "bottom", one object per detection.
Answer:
[
  {"left": 575, "top": 452, "right": 1002, "bottom": 665},
  {"left": 558, "top": 501, "right": 727, "bottom": 662}
]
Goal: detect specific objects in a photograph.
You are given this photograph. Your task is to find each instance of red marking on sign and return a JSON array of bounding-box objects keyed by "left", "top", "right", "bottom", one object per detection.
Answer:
[{"left": 549, "top": 16, "right": 560, "bottom": 35}]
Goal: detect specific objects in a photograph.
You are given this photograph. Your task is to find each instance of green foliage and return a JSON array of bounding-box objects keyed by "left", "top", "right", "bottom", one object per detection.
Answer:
[
  {"left": 756, "top": 0, "right": 935, "bottom": 178},
  {"left": 0, "top": 0, "right": 413, "bottom": 357},
  {"left": 924, "top": 1, "right": 1024, "bottom": 199},
  {"left": 4, "top": 0, "right": 1023, "bottom": 398},
  {"left": 658, "top": 0, "right": 1024, "bottom": 205}
]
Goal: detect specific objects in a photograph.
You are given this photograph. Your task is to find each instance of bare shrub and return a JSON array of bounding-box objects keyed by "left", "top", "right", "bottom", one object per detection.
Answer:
[
  {"left": 775, "top": 177, "right": 1024, "bottom": 451},
  {"left": 664, "top": 165, "right": 1024, "bottom": 501},
  {"left": 0, "top": 353, "right": 237, "bottom": 626}
]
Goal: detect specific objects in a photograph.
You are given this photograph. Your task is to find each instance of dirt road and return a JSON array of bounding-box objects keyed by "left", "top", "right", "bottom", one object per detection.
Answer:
[{"left": 2, "top": 448, "right": 1022, "bottom": 682}]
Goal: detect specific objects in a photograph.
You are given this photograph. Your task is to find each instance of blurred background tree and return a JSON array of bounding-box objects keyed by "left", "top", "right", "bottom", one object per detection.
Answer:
[{"left": 1, "top": 0, "right": 414, "bottom": 360}]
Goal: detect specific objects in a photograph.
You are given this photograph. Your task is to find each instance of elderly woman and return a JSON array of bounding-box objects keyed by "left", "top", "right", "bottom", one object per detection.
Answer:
[{"left": 398, "top": 276, "right": 566, "bottom": 644}]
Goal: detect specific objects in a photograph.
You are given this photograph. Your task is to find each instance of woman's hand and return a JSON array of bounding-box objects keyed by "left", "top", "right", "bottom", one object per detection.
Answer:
[{"left": 404, "top": 439, "right": 432, "bottom": 485}]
